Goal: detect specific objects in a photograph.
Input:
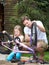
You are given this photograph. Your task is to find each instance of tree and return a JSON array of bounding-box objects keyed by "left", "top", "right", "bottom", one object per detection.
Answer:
[{"left": 9, "top": 0, "right": 49, "bottom": 44}]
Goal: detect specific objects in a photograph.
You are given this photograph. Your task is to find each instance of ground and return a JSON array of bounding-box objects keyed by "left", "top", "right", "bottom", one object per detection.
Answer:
[
  {"left": 0, "top": 61, "right": 49, "bottom": 65},
  {"left": 0, "top": 54, "right": 49, "bottom": 65}
]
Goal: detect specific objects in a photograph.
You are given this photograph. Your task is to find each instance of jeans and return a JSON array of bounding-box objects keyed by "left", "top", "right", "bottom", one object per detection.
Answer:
[{"left": 6, "top": 52, "right": 21, "bottom": 61}]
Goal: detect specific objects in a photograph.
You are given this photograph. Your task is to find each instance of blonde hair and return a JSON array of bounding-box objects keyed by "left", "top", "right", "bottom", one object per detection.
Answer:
[{"left": 14, "top": 25, "right": 22, "bottom": 35}]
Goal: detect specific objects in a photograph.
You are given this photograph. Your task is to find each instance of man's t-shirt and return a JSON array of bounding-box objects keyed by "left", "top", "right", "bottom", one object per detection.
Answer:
[{"left": 24, "top": 20, "right": 48, "bottom": 44}]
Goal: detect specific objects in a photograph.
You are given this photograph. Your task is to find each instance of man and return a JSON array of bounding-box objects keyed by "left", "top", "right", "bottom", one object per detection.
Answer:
[{"left": 21, "top": 16, "right": 48, "bottom": 63}]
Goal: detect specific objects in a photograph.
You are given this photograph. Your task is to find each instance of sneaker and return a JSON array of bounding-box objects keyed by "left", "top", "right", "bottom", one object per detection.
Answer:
[
  {"left": 38, "top": 59, "right": 49, "bottom": 64},
  {"left": 40, "top": 61, "right": 49, "bottom": 64},
  {"left": 11, "top": 59, "right": 20, "bottom": 63}
]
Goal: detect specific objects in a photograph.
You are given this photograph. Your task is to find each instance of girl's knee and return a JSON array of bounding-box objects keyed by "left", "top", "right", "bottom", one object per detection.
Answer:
[
  {"left": 6, "top": 52, "right": 15, "bottom": 61},
  {"left": 16, "top": 53, "right": 21, "bottom": 60}
]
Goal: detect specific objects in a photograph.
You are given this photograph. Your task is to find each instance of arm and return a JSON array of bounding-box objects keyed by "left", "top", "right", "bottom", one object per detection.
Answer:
[
  {"left": 25, "top": 34, "right": 30, "bottom": 42},
  {"left": 37, "top": 25, "right": 46, "bottom": 32},
  {"left": 32, "top": 20, "right": 46, "bottom": 32},
  {"left": 20, "top": 35, "right": 24, "bottom": 42},
  {"left": 24, "top": 27, "right": 31, "bottom": 42}
]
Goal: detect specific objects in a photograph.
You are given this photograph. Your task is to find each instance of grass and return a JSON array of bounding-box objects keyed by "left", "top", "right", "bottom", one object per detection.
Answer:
[
  {"left": 44, "top": 51, "right": 49, "bottom": 61},
  {"left": 22, "top": 51, "right": 49, "bottom": 62}
]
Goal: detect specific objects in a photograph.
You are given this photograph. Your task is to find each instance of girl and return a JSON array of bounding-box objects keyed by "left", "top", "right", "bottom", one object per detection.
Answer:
[{"left": 6, "top": 25, "right": 24, "bottom": 62}]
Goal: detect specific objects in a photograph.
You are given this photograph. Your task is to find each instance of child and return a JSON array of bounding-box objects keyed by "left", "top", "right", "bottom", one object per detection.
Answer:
[{"left": 6, "top": 25, "right": 24, "bottom": 62}]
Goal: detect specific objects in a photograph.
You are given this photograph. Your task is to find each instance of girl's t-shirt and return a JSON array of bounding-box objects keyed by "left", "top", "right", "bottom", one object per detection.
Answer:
[{"left": 13, "top": 35, "right": 24, "bottom": 52}]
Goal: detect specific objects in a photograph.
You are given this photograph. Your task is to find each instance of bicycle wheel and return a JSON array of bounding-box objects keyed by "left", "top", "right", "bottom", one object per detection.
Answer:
[{"left": 30, "top": 22, "right": 37, "bottom": 46}]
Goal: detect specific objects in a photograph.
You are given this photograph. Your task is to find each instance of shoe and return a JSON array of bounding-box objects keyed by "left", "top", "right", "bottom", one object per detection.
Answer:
[
  {"left": 39, "top": 59, "right": 49, "bottom": 64},
  {"left": 40, "top": 61, "right": 49, "bottom": 64},
  {"left": 11, "top": 59, "right": 20, "bottom": 63}
]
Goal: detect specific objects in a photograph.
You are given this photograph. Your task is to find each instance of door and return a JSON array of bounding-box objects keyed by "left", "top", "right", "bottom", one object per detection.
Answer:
[{"left": 0, "top": 3, "right": 4, "bottom": 32}]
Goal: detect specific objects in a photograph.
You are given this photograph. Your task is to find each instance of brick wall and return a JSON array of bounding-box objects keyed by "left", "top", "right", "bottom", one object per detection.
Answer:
[
  {"left": 4, "top": 0, "right": 18, "bottom": 34},
  {"left": 0, "top": 0, "right": 18, "bottom": 34}
]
